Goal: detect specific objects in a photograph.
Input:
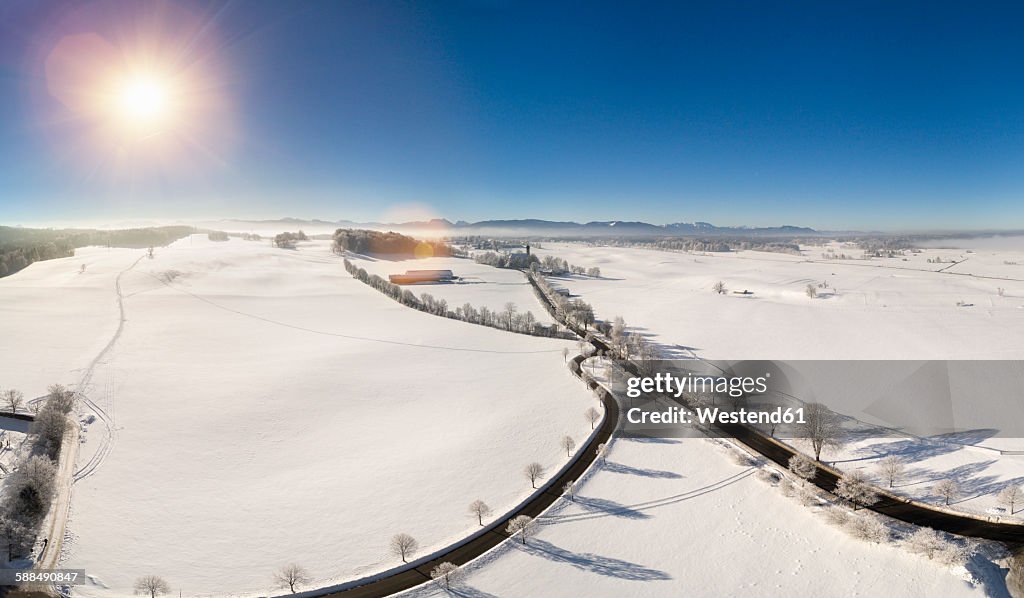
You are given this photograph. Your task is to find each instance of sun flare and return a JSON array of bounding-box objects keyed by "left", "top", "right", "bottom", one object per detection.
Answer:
[{"left": 115, "top": 75, "right": 172, "bottom": 126}]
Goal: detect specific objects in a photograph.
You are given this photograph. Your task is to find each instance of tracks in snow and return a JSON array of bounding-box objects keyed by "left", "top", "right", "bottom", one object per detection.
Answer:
[{"left": 73, "top": 254, "right": 144, "bottom": 482}]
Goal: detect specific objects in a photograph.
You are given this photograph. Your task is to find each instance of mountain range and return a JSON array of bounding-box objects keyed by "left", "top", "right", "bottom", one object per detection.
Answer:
[{"left": 213, "top": 217, "right": 822, "bottom": 238}]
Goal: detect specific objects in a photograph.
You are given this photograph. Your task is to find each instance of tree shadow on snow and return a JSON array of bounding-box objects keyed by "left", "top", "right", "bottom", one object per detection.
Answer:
[
  {"left": 621, "top": 436, "right": 681, "bottom": 445},
  {"left": 448, "top": 586, "right": 500, "bottom": 598},
  {"left": 575, "top": 495, "right": 652, "bottom": 520},
  {"left": 516, "top": 538, "right": 671, "bottom": 581},
  {"left": 602, "top": 460, "right": 683, "bottom": 479},
  {"left": 844, "top": 437, "right": 965, "bottom": 464},
  {"left": 931, "top": 429, "right": 1001, "bottom": 447}
]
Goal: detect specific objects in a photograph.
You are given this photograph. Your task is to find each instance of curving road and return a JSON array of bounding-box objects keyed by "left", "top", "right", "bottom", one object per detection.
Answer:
[{"left": 313, "top": 354, "right": 620, "bottom": 597}]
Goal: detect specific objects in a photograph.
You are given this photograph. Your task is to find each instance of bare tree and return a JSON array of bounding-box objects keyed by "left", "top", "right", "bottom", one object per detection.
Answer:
[
  {"left": 133, "top": 575, "right": 170, "bottom": 598},
  {"left": 390, "top": 533, "right": 419, "bottom": 563},
  {"left": 585, "top": 407, "right": 601, "bottom": 430},
  {"left": 788, "top": 454, "right": 817, "bottom": 485},
  {"left": 468, "top": 499, "right": 492, "bottom": 526},
  {"left": 876, "top": 455, "right": 905, "bottom": 489},
  {"left": 506, "top": 515, "right": 537, "bottom": 544},
  {"left": 835, "top": 471, "right": 879, "bottom": 511},
  {"left": 713, "top": 280, "right": 726, "bottom": 294},
  {"left": 3, "top": 389, "right": 23, "bottom": 413},
  {"left": 563, "top": 480, "right": 577, "bottom": 502},
  {"left": 274, "top": 564, "right": 311, "bottom": 594},
  {"left": 2, "top": 389, "right": 23, "bottom": 413},
  {"left": 596, "top": 442, "right": 608, "bottom": 464},
  {"left": 805, "top": 283, "right": 817, "bottom": 298},
  {"left": 933, "top": 479, "right": 961, "bottom": 506},
  {"left": 799, "top": 403, "right": 843, "bottom": 460},
  {"left": 430, "top": 562, "right": 463, "bottom": 591},
  {"left": 503, "top": 302, "right": 517, "bottom": 330},
  {"left": 560, "top": 435, "right": 576, "bottom": 457},
  {"left": 998, "top": 485, "right": 1023, "bottom": 515},
  {"left": 524, "top": 462, "right": 546, "bottom": 489},
  {"left": 562, "top": 347, "right": 569, "bottom": 362}
]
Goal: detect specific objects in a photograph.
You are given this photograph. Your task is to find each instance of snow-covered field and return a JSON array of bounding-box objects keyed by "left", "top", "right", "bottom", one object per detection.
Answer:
[
  {"left": 354, "top": 254, "right": 555, "bottom": 325},
  {"left": 0, "top": 236, "right": 593, "bottom": 596},
  {"left": 401, "top": 434, "right": 995, "bottom": 598},
  {"left": 4, "top": 234, "right": 1023, "bottom": 597},
  {"left": 530, "top": 243, "right": 1024, "bottom": 521},
  {"left": 532, "top": 242, "right": 1024, "bottom": 360},
  {"left": 0, "top": 246, "right": 142, "bottom": 399}
]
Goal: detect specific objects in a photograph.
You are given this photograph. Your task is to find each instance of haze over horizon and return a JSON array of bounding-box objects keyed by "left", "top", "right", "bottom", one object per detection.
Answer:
[{"left": 2, "top": 1, "right": 1024, "bottom": 230}]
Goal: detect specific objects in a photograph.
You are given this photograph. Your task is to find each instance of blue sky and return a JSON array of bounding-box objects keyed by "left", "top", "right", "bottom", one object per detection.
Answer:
[{"left": 1, "top": 1, "right": 1023, "bottom": 230}]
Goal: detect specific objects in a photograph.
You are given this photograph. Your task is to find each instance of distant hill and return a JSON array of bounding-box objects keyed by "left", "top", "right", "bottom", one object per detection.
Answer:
[{"left": 210, "top": 217, "right": 822, "bottom": 238}]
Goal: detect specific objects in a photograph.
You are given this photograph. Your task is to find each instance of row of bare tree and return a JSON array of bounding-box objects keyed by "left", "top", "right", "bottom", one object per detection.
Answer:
[{"left": 342, "top": 258, "right": 570, "bottom": 338}]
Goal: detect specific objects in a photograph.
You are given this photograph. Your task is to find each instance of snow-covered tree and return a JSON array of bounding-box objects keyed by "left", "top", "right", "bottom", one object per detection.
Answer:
[
  {"left": 806, "top": 283, "right": 817, "bottom": 298},
  {"left": 563, "top": 480, "right": 577, "bottom": 502},
  {"left": 390, "top": 533, "right": 419, "bottom": 563},
  {"left": 713, "top": 280, "right": 726, "bottom": 294},
  {"left": 796, "top": 483, "right": 817, "bottom": 506},
  {"left": 7, "top": 454, "right": 57, "bottom": 520},
  {"left": 560, "top": 435, "right": 576, "bottom": 457},
  {"left": 133, "top": 575, "right": 170, "bottom": 598},
  {"left": 468, "top": 499, "right": 492, "bottom": 526},
  {"left": 824, "top": 506, "right": 849, "bottom": 527},
  {"left": 835, "top": 471, "right": 879, "bottom": 510},
  {"left": 274, "top": 564, "right": 311, "bottom": 594},
  {"left": 933, "top": 479, "right": 961, "bottom": 506},
  {"left": 524, "top": 462, "right": 546, "bottom": 489},
  {"left": 799, "top": 403, "right": 843, "bottom": 460},
  {"left": 846, "top": 515, "right": 889, "bottom": 543},
  {"left": 30, "top": 406, "right": 67, "bottom": 459},
  {"left": 506, "top": 515, "right": 537, "bottom": 544},
  {"left": 585, "top": 407, "right": 601, "bottom": 430},
  {"left": 905, "top": 527, "right": 944, "bottom": 559},
  {"left": 0, "top": 515, "right": 32, "bottom": 561},
  {"left": 46, "top": 383, "right": 76, "bottom": 414},
  {"left": 596, "top": 442, "right": 608, "bottom": 464},
  {"left": 788, "top": 454, "right": 817, "bottom": 485},
  {"left": 998, "top": 485, "right": 1023, "bottom": 515},
  {"left": 430, "top": 562, "right": 463, "bottom": 591},
  {"left": 904, "top": 527, "right": 972, "bottom": 565},
  {"left": 876, "top": 455, "right": 905, "bottom": 489}
]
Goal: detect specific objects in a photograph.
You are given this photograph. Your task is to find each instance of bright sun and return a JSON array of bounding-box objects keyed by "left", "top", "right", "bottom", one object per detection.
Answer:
[{"left": 114, "top": 74, "right": 174, "bottom": 130}]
